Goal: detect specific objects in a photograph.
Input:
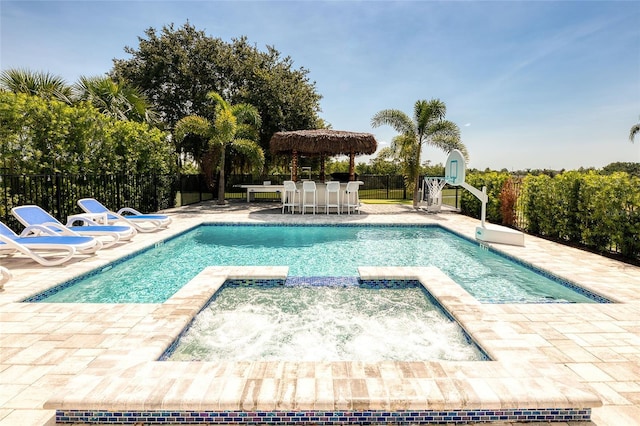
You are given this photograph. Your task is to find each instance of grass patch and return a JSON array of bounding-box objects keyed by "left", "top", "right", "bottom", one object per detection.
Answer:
[{"left": 361, "top": 199, "right": 412, "bottom": 205}]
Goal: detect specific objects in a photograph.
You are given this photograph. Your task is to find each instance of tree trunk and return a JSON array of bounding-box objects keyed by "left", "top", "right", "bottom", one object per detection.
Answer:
[
  {"left": 201, "top": 149, "right": 216, "bottom": 191},
  {"left": 412, "top": 174, "right": 420, "bottom": 208},
  {"left": 217, "top": 147, "right": 226, "bottom": 205},
  {"left": 412, "top": 141, "right": 422, "bottom": 208}
]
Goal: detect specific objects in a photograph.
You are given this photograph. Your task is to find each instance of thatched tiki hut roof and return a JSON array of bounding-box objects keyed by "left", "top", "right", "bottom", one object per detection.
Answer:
[{"left": 270, "top": 129, "right": 378, "bottom": 182}]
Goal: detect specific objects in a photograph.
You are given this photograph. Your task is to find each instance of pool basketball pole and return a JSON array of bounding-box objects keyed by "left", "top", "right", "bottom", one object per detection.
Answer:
[{"left": 445, "top": 150, "right": 524, "bottom": 246}]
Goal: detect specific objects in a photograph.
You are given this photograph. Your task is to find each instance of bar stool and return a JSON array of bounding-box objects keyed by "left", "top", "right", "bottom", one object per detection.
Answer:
[
  {"left": 343, "top": 181, "right": 360, "bottom": 214},
  {"left": 325, "top": 181, "right": 341, "bottom": 214},
  {"left": 301, "top": 181, "right": 317, "bottom": 214},
  {"left": 282, "top": 180, "right": 298, "bottom": 214}
]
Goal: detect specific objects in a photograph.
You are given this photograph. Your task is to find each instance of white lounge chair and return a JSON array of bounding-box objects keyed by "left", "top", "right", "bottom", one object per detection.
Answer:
[
  {"left": 11, "top": 205, "right": 136, "bottom": 248},
  {"left": 0, "top": 221, "right": 102, "bottom": 266},
  {"left": 77, "top": 198, "right": 171, "bottom": 232},
  {"left": 0, "top": 265, "right": 11, "bottom": 288}
]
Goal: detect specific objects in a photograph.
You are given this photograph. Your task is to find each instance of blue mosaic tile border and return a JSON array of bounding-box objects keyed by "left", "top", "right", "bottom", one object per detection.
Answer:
[
  {"left": 359, "top": 278, "right": 421, "bottom": 289},
  {"left": 225, "top": 278, "right": 286, "bottom": 287},
  {"left": 56, "top": 408, "right": 592, "bottom": 424},
  {"left": 285, "top": 276, "right": 361, "bottom": 286},
  {"left": 202, "top": 222, "right": 441, "bottom": 230}
]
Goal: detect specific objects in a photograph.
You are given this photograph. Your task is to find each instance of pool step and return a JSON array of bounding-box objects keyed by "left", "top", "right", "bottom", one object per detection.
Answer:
[{"left": 284, "top": 276, "right": 360, "bottom": 286}]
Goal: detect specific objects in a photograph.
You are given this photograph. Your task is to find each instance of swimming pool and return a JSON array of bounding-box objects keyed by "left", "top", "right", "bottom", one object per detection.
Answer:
[{"left": 31, "top": 224, "right": 605, "bottom": 304}]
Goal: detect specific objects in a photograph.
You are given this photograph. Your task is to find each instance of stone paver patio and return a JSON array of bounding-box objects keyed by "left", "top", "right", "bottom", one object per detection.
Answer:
[{"left": 1, "top": 202, "right": 639, "bottom": 425}]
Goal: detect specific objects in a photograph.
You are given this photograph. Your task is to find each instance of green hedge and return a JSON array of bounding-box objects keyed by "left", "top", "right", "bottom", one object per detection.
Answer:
[
  {"left": 521, "top": 171, "right": 640, "bottom": 258},
  {"left": 459, "top": 170, "right": 640, "bottom": 260},
  {"left": 459, "top": 171, "right": 512, "bottom": 224}
]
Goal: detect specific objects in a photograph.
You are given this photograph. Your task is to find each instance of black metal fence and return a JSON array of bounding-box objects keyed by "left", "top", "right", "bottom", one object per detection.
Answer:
[
  {"left": 0, "top": 174, "right": 177, "bottom": 232},
  {"left": 222, "top": 174, "right": 412, "bottom": 201},
  {"left": 2, "top": 173, "right": 445, "bottom": 232},
  {"left": 4, "top": 172, "right": 635, "bottom": 264}
]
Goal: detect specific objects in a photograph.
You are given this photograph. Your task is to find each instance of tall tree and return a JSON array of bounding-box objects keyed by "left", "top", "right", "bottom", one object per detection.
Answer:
[
  {"left": 111, "top": 22, "right": 322, "bottom": 169},
  {"left": 73, "top": 76, "right": 157, "bottom": 123},
  {"left": 0, "top": 68, "right": 72, "bottom": 104},
  {"left": 371, "top": 99, "right": 467, "bottom": 207},
  {"left": 174, "top": 91, "right": 264, "bottom": 204}
]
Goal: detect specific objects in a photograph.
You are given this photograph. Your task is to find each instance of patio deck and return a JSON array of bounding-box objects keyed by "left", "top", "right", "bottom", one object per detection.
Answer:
[{"left": 1, "top": 202, "right": 639, "bottom": 425}]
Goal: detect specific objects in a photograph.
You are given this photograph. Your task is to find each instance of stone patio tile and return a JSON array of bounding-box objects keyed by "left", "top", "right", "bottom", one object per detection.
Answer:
[
  {"left": 565, "top": 363, "right": 615, "bottom": 382},
  {"left": 2, "top": 203, "right": 639, "bottom": 425}
]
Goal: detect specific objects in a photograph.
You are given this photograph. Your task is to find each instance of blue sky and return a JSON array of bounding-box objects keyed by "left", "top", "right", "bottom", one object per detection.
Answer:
[{"left": 2, "top": 0, "right": 639, "bottom": 170}]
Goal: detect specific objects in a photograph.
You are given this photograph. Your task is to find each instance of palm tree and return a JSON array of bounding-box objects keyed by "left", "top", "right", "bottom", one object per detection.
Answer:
[
  {"left": 174, "top": 91, "right": 264, "bottom": 204},
  {"left": 630, "top": 117, "right": 639, "bottom": 143},
  {"left": 73, "top": 76, "right": 157, "bottom": 123},
  {"left": 0, "top": 68, "right": 72, "bottom": 103},
  {"left": 371, "top": 99, "right": 467, "bottom": 207}
]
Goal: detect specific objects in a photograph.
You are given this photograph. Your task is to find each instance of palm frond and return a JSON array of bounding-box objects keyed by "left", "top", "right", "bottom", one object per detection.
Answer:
[
  {"left": 392, "top": 133, "right": 416, "bottom": 159},
  {"left": 431, "top": 135, "right": 470, "bottom": 162},
  {"left": 0, "top": 68, "right": 72, "bottom": 103},
  {"left": 235, "top": 123, "right": 260, "bottom": 142},
  {"left": 207, "top": 91, "right": 230, "bottom": 112},
  {"left": 427, "top": 120, "right": 460, "bottom": 140},
  {"left": 415, "top": 99, "right": 446, "bottom": 133},
  {"left": 630, "top": 123, "right": 640, "bottom": 143},
  {"left": 212, "top": 108, "right": 237, "bottom": 143},
  {"left": 376, "top": 146, "right": 397, "bottom": 160},
  {"left": 231, "top": 103, "right": 262, "bottom": 128},
  {"left": 74, "top": 75, "right": 157, "bottom": 122},
  {"left": 174, "top": 115, "right": 213, "bottom": 141},
  {"left": 371, "top": 109, "right": 414, "bottom": 135},
  {"left": 230, "top": 138, "right": 265, "bottom": 173}
]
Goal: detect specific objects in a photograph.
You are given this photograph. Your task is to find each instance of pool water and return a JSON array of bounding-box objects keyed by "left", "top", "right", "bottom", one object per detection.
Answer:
[
  {"left": 164, "top": 282, "right": 486, "bottom": 362},
  {"left": 38, "top": 224, "right": 598, "bottom": 304}
]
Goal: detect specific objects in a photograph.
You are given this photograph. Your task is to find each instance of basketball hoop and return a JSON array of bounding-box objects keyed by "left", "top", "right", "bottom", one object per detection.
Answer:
[{"left": 421, "top": 176, "right": 447, "bottom": 212}]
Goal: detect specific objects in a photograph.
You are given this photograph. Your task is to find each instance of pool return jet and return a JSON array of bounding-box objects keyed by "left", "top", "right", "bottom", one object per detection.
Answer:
[{"left": 444, "top": 149, "right": 525, "bottom": 246}]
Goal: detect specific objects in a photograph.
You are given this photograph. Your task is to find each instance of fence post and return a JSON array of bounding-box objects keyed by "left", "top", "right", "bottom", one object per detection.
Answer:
[
  {"left": 54, "top": 173, "right": 62, "bottom": 219},
  {"left": 153, "top": 175, "right": 159, "bottom": 212},
  {"left": 386, "top": 175, "right": 390, "bottom": 199}
]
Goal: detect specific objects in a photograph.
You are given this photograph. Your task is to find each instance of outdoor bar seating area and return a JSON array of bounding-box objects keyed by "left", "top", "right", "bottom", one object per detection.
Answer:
[
  {"left": 281, "top": 179, "right": 362, "bottom": 214},
  {"left": 260, "top": 129, "right": 378, "bottom": 214}
]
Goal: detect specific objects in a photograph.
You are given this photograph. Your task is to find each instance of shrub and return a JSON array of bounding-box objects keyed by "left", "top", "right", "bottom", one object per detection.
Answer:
[
  {"left": 499, "top": 177, "right": 519, "bottom": 227},
  {"left": 520, "top": 171, "right": 640, "bottom": 259},
  {"left": 0, "top": 92, "right": 175, "bottom": 175},
  {"left": 460, "top": 171, "right": 512, "bottom": 223}
]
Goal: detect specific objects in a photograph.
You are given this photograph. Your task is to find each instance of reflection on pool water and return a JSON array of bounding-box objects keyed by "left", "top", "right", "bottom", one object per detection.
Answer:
[
  {"left": 163, "top": 281, "right": 488, "bottom": 362},
  {"left": 33, "top": 224, "right": 604, "bottom": 304}
]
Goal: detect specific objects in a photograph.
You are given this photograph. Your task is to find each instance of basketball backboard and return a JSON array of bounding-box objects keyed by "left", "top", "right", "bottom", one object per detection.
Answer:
[{"left": 445, "top": 149, "right": 466, "bottom": 186}]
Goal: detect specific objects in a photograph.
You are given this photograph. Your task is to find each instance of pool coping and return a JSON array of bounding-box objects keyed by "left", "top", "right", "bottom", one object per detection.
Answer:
[{"left": 44, "top": 266, "right": 601, "bottom": 422}]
